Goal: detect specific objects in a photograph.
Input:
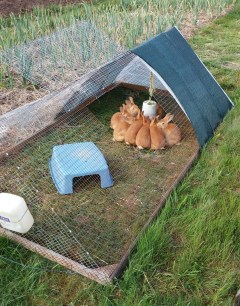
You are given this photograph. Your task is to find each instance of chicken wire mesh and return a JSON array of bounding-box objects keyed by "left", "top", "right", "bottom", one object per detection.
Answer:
[
  {"left": 0, "top": 21, "right": 125, "bottom": 93},
  {"left": 0, "top": 25, "right": 200, "bottom": 284}
]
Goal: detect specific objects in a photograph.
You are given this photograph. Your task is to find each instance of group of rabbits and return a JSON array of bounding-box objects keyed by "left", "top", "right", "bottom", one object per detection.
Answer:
[{"left": 110, "top": 97, "right": 181, "bottom": 150}]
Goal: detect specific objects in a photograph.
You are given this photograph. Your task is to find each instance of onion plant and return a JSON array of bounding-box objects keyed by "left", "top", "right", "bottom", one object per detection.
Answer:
[{"left": 0, "top": 0, "right": 236, "bottom": 88}]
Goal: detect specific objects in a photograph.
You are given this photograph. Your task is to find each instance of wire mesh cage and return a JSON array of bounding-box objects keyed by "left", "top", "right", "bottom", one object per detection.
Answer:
[
  {"left": 0, "top": 21, "right": 125, "bottom": 92},
  {"left": 0, "top": 24, "right": 200, "bottom": 284}
]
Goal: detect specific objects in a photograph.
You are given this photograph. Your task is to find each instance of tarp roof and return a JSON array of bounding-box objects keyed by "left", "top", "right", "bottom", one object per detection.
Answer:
[{"left": 132, "top": 27, "right": 233, "bottom": 147}]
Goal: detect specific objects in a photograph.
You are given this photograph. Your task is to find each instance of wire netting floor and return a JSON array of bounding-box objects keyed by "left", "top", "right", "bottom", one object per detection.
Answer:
[{"left": 0, "top": 87, "right": 199, "bottom": 271}]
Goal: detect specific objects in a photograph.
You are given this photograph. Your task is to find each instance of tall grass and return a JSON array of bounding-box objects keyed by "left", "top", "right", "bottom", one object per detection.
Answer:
[{"left": 0, "top": 0, "right": 236, "bottom": 51}]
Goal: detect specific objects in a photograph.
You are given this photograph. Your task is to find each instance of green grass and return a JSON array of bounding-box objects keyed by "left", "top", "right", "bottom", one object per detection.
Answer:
[
  {"left": 0, "top": 1, "right": 240, "bottom": 306},
  {"left": 0, "top": 0, "right": 235, "bottom": 89},
  {"left": 0, "top": 0, "right": 234, "bottom": 50}
]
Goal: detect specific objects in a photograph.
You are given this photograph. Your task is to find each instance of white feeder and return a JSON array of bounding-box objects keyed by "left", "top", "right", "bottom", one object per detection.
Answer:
[
  {"left": 142, "top": 100, "right": 157, "bottom": 119},
  {"left": 0, "top": 193, "right": 34, "bottom": 234}
]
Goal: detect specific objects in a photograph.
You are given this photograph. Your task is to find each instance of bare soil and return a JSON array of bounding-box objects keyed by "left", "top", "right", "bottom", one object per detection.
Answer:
[{"left": 0, "top": 0, "right": 92, "bottom": 17}]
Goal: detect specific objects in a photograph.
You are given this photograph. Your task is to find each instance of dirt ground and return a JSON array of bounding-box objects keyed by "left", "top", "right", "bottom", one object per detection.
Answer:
[{"left": 0, "top": 0, "right": 92, "bottom": 16}]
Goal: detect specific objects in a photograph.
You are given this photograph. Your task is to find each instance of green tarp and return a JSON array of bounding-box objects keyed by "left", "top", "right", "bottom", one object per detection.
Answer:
[{"left": 132, "top": 27, "right": 233, "bottom": 147}]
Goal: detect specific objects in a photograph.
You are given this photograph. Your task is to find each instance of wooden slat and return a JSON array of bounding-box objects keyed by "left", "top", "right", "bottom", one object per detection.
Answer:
[
  {"left": 109, "top": 148, "right": 200, "bottom": 280},
  {"left": 0, "top": 227, "right": 117, "bottom": 285},
  {"left": 0, "top": 83, "right": 118, "bottom": 162}
]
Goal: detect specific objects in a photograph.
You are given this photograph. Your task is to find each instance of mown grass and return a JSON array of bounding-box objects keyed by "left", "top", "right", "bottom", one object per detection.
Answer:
[{"left": 0, "top": 2, "right": 240, "bottom": 306}]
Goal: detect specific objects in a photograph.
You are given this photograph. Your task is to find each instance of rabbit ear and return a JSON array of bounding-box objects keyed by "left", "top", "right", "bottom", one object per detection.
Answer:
[
  {"left": 164, "top": 113, "right": 174, "bottom": 123},
  {"left": 137, "top": 109, "right": 141, "bottom": 119},
  {"left": 157, "top": 116, "right": 166, "bottom": 127},
  {"left": 150, "top": 118, "right": 155, "bottom": 125},
  {"left": 138, "top": 111, "right": 143, "bottom": 120},
  {"left": 120, "top": 106, "right": 123, "bottom": 112},
  {"left": 129, "top": 97, "right": 134, "bottom": 104}
]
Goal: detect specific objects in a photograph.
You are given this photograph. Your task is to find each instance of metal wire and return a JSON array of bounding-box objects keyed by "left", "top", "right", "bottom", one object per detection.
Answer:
[
  {"left": 0, "top": 26, "right": 199, "bottom": 283},
  {"left": 0, "top": 254, "right": 76, "bottom": 275},
  {"left": 0, "top": 21, "right": 125, "bottom": 93}
]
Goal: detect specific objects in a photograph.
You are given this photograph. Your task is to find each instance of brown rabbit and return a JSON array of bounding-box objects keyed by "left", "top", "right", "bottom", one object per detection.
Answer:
[
  {"left": 110, "top": 104, "right": 128, "bottom": 129},
  {"left": 125, "top": 110, "right": 143, "bottom": 145},
  {"left": 156, "top": 103, "right": 166, "bottom": 119},
  {"left": 110, "top": 111, "right": 122, "bottom": 129},
  {"left": 157, "top": 113, "right": 181, "bottom": 146},
  {"left": 125, "top": 97, "right": 140, "bottom": 117},
  {"left": 113, "top": 116, "right": 130, "bottom": 142},
  {"left": 150, "top": 116, "right": 166, "bottom": 150},
  {"left": 136, "top": 116, "right": 151, "bottom": 149},
  {"left": 112, "top": 106, "right": 136, "bottom": 142}
]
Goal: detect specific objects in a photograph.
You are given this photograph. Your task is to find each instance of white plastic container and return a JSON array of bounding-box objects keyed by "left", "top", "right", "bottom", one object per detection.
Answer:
[
  {"left": 142, "top": 100, "right": 157, "bottom": 118},
  {"left": 0, "top": 193, "right": 34, "bottom": 234}
]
